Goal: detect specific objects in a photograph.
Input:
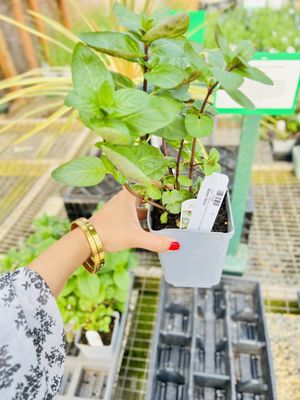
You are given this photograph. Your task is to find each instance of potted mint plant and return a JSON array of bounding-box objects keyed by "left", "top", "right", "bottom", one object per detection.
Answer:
[
  {"left": 58, "top": 249, "right": 136, "bottom": 364},
  {"left": 52, "top": 3, "right": 272, "bottom": 287}
]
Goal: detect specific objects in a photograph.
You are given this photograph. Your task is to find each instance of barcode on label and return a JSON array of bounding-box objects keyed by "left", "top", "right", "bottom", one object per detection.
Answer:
[{"left": 213, "top": 190, "right": 224, "bottom": 206}]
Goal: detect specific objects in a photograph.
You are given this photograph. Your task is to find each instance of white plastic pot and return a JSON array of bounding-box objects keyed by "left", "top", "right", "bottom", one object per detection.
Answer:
[
  {"left": 148, "top": 194, "right": 234, "bottom": 288},
  {"left": 74, "top": 312, "right": 119, "bottom": 366}
]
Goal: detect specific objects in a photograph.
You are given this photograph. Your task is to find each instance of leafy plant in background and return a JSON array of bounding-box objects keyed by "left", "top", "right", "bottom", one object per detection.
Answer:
[
  {"left": 0, "top": 214, "right": 137, "bottom": 336},
  {"left": 52, "top": 3, "right": 272, "bottom": 225},
  {"left": 58, "top": 249, "right": 136, "bottom": 335},
  {"left": 204, "top": 6, "right": 300, "bottom": 52},
  {"left": 0, "top": 215, "right": 69, "bottom": 272},
  {"left": 260, "top": 100, "right": 300, "bottom": 141}
]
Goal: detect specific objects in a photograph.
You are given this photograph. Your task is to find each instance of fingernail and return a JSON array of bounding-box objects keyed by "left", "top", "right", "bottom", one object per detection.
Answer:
[{"left": 169, "top": 241, "right": 180, "bottom": 251}]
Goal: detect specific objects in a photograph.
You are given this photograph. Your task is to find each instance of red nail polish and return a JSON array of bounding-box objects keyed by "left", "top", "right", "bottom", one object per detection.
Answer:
[{"left": 169, "top": 241, "right": 180, "bottom": 251}]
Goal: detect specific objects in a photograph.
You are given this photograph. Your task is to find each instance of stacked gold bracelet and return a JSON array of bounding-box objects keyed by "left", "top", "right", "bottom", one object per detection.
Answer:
[{"left": 71, "top": 217, "right": 105, "bottom": 274}]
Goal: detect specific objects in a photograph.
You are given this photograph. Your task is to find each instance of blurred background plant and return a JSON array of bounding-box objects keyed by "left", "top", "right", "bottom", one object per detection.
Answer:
[
  {"left": 260, "top": 100, "right": 300, "bottom": 141},
  {"left": 204, "top": 6, "right": 300, "bottom": 52}
]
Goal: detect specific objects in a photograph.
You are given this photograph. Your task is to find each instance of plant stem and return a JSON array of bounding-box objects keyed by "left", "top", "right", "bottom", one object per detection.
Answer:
[
  {"left": 175, "top": 139, "right": 184, "bottom": 189},
  {"left": 142, "top": 44, "right": 149, "bottom": 93},
  {"left": 162, "top": 138, "right": 167, "bottom": 156},
  {"left": 161, "top": 139, "right": 173, "bottom": 175},
  {"left": 141, "top": 44, "right": 149, "bottom": 142},
  {"left": 124, "top": 183, "right": 166, "bottom": 211},
  {"left": 188, "top": 82, "right": 219, "bottom": 191},
  {"left": 188, "top": 139, "right": 197, "bottom": 190},
  {"left": 200, "top": 82, "right": 218, "bottom": 114}
]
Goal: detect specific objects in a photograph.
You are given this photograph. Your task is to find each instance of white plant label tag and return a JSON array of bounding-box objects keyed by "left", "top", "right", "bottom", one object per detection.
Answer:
[
  {"left": 187, "top": 173, "right": 229, "bottom": 232},
  {"left": 86, "top": 330, "right": 104, "bottom": 347},
  {"left": 180, "top": 199, "right": 196, "bottom": 229}
]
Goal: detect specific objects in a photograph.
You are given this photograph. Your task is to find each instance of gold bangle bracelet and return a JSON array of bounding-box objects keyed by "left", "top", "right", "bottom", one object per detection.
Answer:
[{"left": 71, "top": 217, "right": 105, "bottom": 274}]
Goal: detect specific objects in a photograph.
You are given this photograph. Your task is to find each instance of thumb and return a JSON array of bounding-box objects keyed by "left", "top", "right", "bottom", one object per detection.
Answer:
[{"left": 136, "top": 230, "right": 179, "bottom": 253}]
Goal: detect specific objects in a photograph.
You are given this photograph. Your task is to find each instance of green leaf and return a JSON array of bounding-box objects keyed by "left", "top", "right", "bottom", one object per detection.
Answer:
[
  {"left": 124, "top": 95, "right": 181, "bottom": 134},
  {"left": 60, "top": 277, "right": 76, "bottom": 298},
  {"left": 211, "top": 68, "right": 244, "bottom": 91},
  {"left": 66, "top": 43, "right": 113, "bottom": 128},
  {"left": 78, "top": 298, "right": 93, "bottom": 312},
  {"left": 146, "top": 184, "right": 162, "bottom": 200},
  {"left": 203, "top": 148, "right": 221, "bottom": 175},
  {"left": 184, "top": 42, "right": 211, "bottom": 80},
  {"left": 185, "top": 114, "right": 214, "bottom": 138},
  {"left": 160, "top": 211, "right": 168, "bottom": 224},
  {"left": 135, "top": 142, "right": 168, "bottom": 180},
  {"left": 144, "top": 63, "right": 189, "bottom": 89},
  {"left": 77, "top": 273, "right": 100, "bottom": 299},
  {"left": 151, "top": 38, "right": 186, "bottom": 60},
  {"left": 101, "top": 155, "right": 114, "bottom": 173},
  {"left": 80, "top": 31, "right": 143, "bottom": 61},
  {"left": 178, "top": 175, "right": 192, "bottom": 186},
  {"left": 113, "top": 89, "right": 148, "bottom": 116},
  {"left": 97, "top": 80, "right": 114, "bottom": 109},
  {"left": 114, "top": 289, "right": 129, "bottom": 303},
  {"left": 103, "top": 142, "right": 167, "bottom": 182},
  {"left": 113, "top": 270, "right": 131, "bottom": 290},
  {"left": 111, "top": 71, "right": 135, "bottom": 89},
  {"left": 102, "top": 144, "right": 151, "bottom": 184},
  {"left": 154, "top": 117, "right": 188, "bottom": 140},
  {"left": 113, "top": 169, "right": 127, "bottom": 184},
  {"left": 94, "top": 120, "right": 130, "bottom": 144},
  {"left": 65, "top": 90, "right": 104, "bottom": 129},
  {"left": 208, "top": 50, "right": 226, "bottom": 69},
  {"left": 215, "top": 24, "right": 230, "bottom": 57},
  {"left": 144, "top": 13, "right": 189, "bottom": 43},
  {"left": 163, "top": 174, "right": 176, "bottom": 185},
  {"left": 174, "top": 70, "right": 201, "bottom": 88},
  {"left": 236, "top": 65, "right": 273, "bottom": 85},
  {"left": 52, "top": 156, "right": 105, "bottom": 187},
  {"left": 162, "top": 189, "right": 185, "bottom": 214},
  {"left": 71, "top": 43, "right": 113, "bottom": 94},
  {"left": 225, "top": 89, "right": 255, "bottom": 109},
  {"left": 113, "top": 3, "right": 141, "bottom": 31},
  {"left": 167, "top": 85, "right": 191, "bottom": 101},
  {"left": 232, "top": 40, "right": 255, "bottom": 62}
]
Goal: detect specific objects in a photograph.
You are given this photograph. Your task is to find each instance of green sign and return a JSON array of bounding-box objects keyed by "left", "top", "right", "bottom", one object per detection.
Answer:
[
  {"left": 171, "top": 10, "right": 206, "bottom": 43},
  {"left": 215, "top": 52, "right": 300, "bottom": 115}
]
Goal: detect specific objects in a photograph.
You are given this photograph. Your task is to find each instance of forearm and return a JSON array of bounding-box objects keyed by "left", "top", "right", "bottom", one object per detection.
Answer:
[{"left": 29, "top": 227, "right": 90, "bottom": 298}]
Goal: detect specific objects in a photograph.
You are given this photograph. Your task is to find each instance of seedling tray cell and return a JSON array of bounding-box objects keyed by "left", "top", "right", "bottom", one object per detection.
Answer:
[
  {"left": 147, "top": 277, "right": 276, "bottom": 400},
  {"left": 75, "top": 368, "right": 107, "bottom": 399}
]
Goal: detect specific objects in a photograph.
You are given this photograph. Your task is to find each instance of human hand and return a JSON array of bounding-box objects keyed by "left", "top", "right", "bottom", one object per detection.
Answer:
[{"left": 89, "top": 189, "right": 180, "bottom": 253}]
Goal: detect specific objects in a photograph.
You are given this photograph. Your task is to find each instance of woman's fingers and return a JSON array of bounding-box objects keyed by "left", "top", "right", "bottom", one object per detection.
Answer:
[{"left": 134, "top": 229, "right": 179, "bottom": 253}]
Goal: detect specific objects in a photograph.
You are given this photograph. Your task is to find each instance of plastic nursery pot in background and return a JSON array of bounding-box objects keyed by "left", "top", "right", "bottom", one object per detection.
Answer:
[
  {"left": 74, "top": 312, "right": 119, "bottom": 366},
  {"left": 148, "top": 194, "right": 234, "bottom": 288}
]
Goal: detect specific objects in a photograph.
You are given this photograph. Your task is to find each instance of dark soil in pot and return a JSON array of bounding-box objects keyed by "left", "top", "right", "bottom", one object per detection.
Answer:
[
  {"left": 151, "top": 195, "right": 228, "bottom": 233},
  {"left": 80, "top": 317, "right": 115, "bottom": 346}
]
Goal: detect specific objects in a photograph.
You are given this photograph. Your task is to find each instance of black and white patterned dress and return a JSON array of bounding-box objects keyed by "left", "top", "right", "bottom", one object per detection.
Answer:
[{"left": 0, "top": 267, "right": 65, "bottom": 399}]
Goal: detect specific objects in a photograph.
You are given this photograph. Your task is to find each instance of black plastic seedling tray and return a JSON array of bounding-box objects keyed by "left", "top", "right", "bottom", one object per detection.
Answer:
[
  {"left": 64, "top": 175, "right": 121, "bottom": 221},
  {"left": 147, "top": 277, "right": 276, "bottom": 400}
]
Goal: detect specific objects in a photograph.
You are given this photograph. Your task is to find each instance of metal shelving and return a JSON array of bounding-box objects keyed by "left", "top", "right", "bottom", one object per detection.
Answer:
[{"left": 246, "top": 171, "right": 300, "bottom": 287}]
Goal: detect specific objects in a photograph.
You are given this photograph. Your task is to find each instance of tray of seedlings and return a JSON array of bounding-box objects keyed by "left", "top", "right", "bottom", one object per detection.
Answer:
[{"left": 147, "top": 277, "right": 276, "bottom": 400}]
